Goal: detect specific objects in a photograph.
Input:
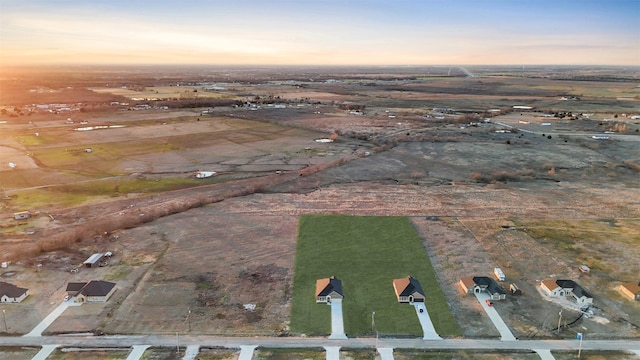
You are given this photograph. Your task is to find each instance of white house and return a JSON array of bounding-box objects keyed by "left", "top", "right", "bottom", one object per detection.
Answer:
[
  {"left": 316, "top": 276, "right": 343, "bottom": 304},
  {"left": 0, "top": 281, "right": 29, "bottom": 303},
  {"left": 541, "top": 279, "right": 593, "bottom": 305}
]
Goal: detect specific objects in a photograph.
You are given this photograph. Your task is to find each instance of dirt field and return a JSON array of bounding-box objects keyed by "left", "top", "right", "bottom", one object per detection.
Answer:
[{"left": 0, "top": 66, "right": 638, "bottom": 341}]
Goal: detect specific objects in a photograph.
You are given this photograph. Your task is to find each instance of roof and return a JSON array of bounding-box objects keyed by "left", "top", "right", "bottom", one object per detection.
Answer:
[
  {"left": 393, "top": 276, "right": 425, "bottom": 297},
  {"left": 460, "top": 277, "right": 475, "bottom": 289},
  {"left": 621, "top": 282, "right": 640, "bottom": 295},
  {"left": 66, "top": 282, "right": 87, "bottom": 292},
  {"left": 551, "top": 279, "right": 592, "bottom": 299},
  {"left": 0, "top": 281, "right": 28, "bottom": 297},
  {"left": 541, "top": 279, "right": 560, "bottom": 291},
  {"left": 83, "top": 253, "right": 104, "bottom": 264},
  {"left": 80, "top": 280, "right": 116, "bottom": 297},
  {"left": 315, "top": 276, "right": 343, "bottom": 297},
  {"left": 473, "top": 276, "right": 506, "bottom": 295}
]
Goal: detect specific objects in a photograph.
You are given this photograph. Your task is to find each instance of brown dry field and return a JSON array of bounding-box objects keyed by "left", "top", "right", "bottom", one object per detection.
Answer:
[{"left": 1, "top": 68, "right": 639, "bottom": 342}]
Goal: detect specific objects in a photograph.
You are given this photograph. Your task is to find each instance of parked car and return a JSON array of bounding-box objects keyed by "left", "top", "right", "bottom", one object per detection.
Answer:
[
  {"left": 64, "top": 295, "right": 71, "bottom": 302},
  {"left": 485, "top": 299, "right": 494, "bottom": 306}
]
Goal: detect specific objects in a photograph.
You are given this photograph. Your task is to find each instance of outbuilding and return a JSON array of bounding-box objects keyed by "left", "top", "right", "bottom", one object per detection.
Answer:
[
  {"left": 83, "top": 253, "right": 104, "bottom": 268},
  {"left": 13, "top": 211, "right": 31, "bottom": 220},
  {"left": 618, "top": 282, "right": 640, "bottom": 301}
]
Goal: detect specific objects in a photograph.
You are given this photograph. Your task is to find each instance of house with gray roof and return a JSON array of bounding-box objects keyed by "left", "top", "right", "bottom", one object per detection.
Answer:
[
  {"left": 0, "top": 281, "right": 29, "bottom": 303},
  {"left": 316, "top": 276, "right": 343, "bottom": 304},
  {"left": 540, "top": 279, "right": 593, "bottom": 305},
  {"left": 393, "top": 275, "right": 425, "bottom": 303},
  {"left": 459, "top": 276, "right": 507, "bottom": 300}
]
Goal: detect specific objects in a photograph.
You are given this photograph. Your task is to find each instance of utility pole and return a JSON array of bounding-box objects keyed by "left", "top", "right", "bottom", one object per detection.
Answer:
[
  {"left": 187, "top": 308, "right": 191, "bottom": 332},
  {"left": 557, "top": 310, "right": 562, "bottom": 335},
  {"left": 2, "top": 309, "right": 7, "bottom": 332}
]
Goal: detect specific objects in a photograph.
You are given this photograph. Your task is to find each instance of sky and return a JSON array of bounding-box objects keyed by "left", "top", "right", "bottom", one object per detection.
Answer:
[{"left": 1, "top": 0, "right": 639, "bottom": 66}]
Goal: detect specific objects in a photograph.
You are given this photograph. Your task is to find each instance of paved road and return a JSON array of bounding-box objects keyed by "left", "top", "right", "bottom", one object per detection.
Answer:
[
  {"left": 2, "top": 335, "right": 639, "bottom": 351},
  {"left": 474, "top": 292, "right": 517, "bottom": 341}
]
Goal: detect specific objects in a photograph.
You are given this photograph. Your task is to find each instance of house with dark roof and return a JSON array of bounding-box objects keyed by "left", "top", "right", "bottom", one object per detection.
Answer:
[
  {"left": 540, "top": 279, "right": 593, "bottom": 305},
  {"left": 316, "top": 276, "right": 343, "bottom": 304},
  {"left": 392, "top": 275, "right": 425, "bottom": 303},
  {"left": 66, "top": 280, "right": 116, "bottom": 303},
  {"left": 618, "top": 281, "right": 640, "bottom": 301},
  {"left": 0, "top": 281, "right": 29, "bottom": 303},
  {"left": 459, "top": 276, "right": 507, "bottom": 300}
]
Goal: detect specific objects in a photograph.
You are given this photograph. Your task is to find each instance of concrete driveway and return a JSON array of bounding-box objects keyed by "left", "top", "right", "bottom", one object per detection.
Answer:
[
  {"left": 413, "top": 303, "right": 442, "bottom": 340},
  {"left": 474, "top": 292, "right": 516, "bottom": 341},
  {"left": 328, "top": 299, "right": 347, "bottom": 339},
  {"left": 24, "top": 300, "right": 82, "bottom": 337}
]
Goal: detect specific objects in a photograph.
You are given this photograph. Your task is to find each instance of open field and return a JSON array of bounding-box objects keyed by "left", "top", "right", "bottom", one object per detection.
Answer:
[
  {"left": 0, "top": 66, "right": 638, "bottom": 344},
  {"left": 290, "top": 215, "right": 460, "bottom": 337}
]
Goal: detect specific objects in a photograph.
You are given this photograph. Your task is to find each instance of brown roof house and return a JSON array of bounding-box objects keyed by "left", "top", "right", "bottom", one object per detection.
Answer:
[
  {"left": 540, "top": 279, "right": 593, "bottom": 305},
  {"left": 392, "top": 275, "right": 425, "bottom": 303},
  {"left": 316, "top": 276, "right": 343, "bottom": 304},
  {"left": 459, "top": 276, "right": 507, "bottom": 300},
  {"left": 0, "top": 281, "right": 29, "bottom": 303},
  {"left": 618, "top": 282, "right": 640, "bottom": 301},
  {"left": 66, "top": 280, "right": 116, "bottom": 303}
]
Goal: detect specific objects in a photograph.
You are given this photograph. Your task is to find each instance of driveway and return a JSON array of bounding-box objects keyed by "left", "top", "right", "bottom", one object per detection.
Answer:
[
  {"left": 238, "top": 345, "right": 257, "bottom": 360},
  {"left": 378, "top": 347, "right": 394, "bottom": 359},
  {"left": 328, "top": 299, "right": 347, "bottom": 339},
  {"left": 182, "top": 344, "right": 199, "bottom": 360},
  {"left": 324, "top": 346, "right": 340, "bottom": 360},
  {"left": 126, "top": 345, "right": 150, "bottom": 360},
  {"left": 30, "top": 344, "right": 59, "bottom": 360},
  {"left": 474, "top": 292, "right": 517, "bottom": 341},
  {"left": 24, "top": 300, "right": 82, "bottom": 337},
  {"left": 413, "top": 303, "right": 442, "bottom": 340},
  {"left": 533, "top": 349, "right": 556, "bottom": 360}
]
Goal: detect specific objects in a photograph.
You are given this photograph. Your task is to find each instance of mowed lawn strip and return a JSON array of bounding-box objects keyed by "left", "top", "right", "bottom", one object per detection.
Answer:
[{"left": 291, "top": 215, "right": 460, "bottom": 337}]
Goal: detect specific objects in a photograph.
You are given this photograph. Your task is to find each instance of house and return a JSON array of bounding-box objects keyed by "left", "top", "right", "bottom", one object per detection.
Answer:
[
  {"left": 459, "top": 276, "right": 507, "bottom": 300},
  {"left": 66, "top": 280, "right": 116, "bottom": 303},
  {"left": 540, "top": 279, "right": 593, "bottom": 305},
  {"left": 0, "top": 281, "right": 29, "bottom": 303},
  {"left": 618, "top": 282, "right": 640, "bottom": 301},
  {"left": 392, "top": 275, "right": 425, "bottom": 303},
  {"left": 315, "top": 276, "right": 343, "bottom": 304},
  {"left": 13, "top": 211, "right": 30, "bottom": 220},
  {"left": 83, "top": 253, "right": 104, "bottom": 268}
]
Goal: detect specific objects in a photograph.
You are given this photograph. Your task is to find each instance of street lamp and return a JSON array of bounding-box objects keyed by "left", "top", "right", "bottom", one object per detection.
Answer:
[
  {"left": 371, "top": 311, "right": 378, "bottom": 351},
  {"left": 577, "top": 331, "right": 585, "bottom": 358},
  {"left": 187, "top": 309, "right": 191, "bottom": 332},
  {"left": 557, "top": 310, "right": 562, "bottom": 335}
]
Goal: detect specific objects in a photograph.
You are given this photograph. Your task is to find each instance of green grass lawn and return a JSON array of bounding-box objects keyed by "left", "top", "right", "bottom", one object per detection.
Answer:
[{"left": 290, "top": 215, "right": 461, "bottom": 337}]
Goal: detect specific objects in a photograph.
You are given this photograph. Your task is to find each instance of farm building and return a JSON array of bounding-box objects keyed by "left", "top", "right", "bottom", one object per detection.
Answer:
[
  {"left": 13, "top": 211, "right": 30, "bottom": 220},
  {"left": 0, "top": 281, "right": 29, "bottom": 303},
  {"left": 541, "top": 279, "right": 593, "bottom": 305},
  {"left": 83, "top": 253, "right": 104, "bottom": 268},
  {"left": 392, "top": 275, "right": 425, "bottom": 303},
  {"left": 315, "top": 276, "right": 343, "bottom": 304},
  {"left": 618, "top": 282, "right": 640, "bottom": 301},
  {"left": 66, "top": 280, "right": 116, "bottom": 303},
  {"left": 459, "top": 276, "right": 507, "bottom": 300}
]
